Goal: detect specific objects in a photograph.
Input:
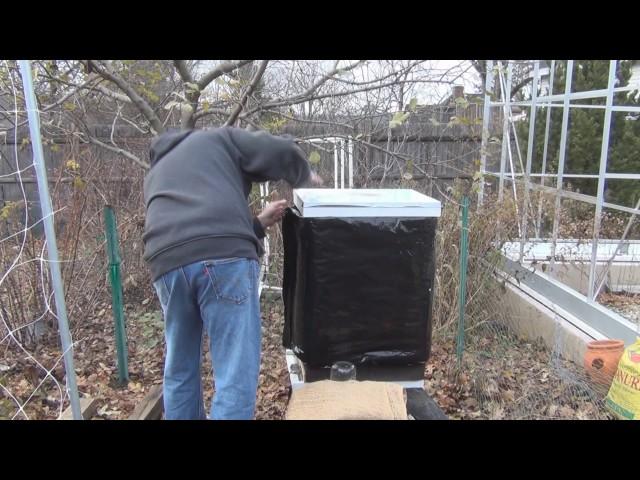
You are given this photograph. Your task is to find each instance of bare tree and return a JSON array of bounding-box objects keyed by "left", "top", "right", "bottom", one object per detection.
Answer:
[{"left": 1, "top": 60, "right": 476, "bottom": 173}]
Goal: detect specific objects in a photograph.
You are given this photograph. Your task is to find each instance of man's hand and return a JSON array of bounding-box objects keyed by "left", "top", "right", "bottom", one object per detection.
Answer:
[{"left": 257, "top": 199, "right": 288, "bottom": 229}]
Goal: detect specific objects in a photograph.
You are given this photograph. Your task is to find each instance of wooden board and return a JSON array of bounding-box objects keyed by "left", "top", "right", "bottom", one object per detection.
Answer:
[
  {"left": 57, "top": 396, "right": 99, "bottom": 420},
  {"left": 128, "top": 385, "right": 163, "bottom": 420}
]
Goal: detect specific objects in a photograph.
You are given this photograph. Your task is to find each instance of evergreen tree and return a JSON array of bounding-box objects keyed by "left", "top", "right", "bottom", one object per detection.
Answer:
[{"left": 517, "top": 60, "right": 639, "bottom": 208}]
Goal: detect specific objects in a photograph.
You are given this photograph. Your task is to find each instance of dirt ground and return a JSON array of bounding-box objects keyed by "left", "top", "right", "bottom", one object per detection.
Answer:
[{"left": 0, "top": 294, "right": 619, "bottom": 420}]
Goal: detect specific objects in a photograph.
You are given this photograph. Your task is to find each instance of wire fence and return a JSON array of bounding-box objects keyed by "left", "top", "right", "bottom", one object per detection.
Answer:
[{"left": 0, "top": 61, "right": 152, "bottom": 420}]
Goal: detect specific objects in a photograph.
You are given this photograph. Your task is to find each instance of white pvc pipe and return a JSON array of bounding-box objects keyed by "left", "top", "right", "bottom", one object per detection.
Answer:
[
  {"left": 340, "top": 140, "right": 345, "bottom": 189},
  {"left": 348, "top": 137, "right": 354, "bottom": 188},
  {"left": 334, "top": 141, "right": 338, "bottom": 189},
  {"left": 18, "top": 60, "right": 82, "bottom": 420}
]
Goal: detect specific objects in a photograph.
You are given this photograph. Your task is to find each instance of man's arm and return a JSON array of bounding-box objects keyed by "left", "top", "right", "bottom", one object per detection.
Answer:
[{"left": 224, "top": 127, "right": 312, "bottom": 187}]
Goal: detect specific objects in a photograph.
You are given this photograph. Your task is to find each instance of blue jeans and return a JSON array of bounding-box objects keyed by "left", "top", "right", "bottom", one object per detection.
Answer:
[{"left": 153, "top": 258, "right": 261, "bottom": 420}]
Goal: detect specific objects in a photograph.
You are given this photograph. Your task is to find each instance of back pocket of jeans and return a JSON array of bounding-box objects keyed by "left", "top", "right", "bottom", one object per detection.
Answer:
[{"left": 204, "top": 258, "right": 252, "bottom": 304}]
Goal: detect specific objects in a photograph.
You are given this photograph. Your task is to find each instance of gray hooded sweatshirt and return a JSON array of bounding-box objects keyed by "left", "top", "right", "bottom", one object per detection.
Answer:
[{"left": 142, "top": 127, "right": 311, "bottom": 281}]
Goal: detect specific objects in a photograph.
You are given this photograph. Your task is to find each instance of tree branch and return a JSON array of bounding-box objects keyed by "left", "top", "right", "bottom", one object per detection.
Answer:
[
  {"left": 225, "top": 60, "right": 269, "bottom": 127},
  {"left": 263, "top": 109, "right": 355, "bottom": 130},
  {"left": 329, "top": 60, "right": 424, "bottom": 86},
  {"left": 471, "top": 60, "right": 486, "bottom": 88},
  {"left": 173, "top": 60, "right": 194, "bottom": 84},
  {"left": 89, "top": 81, "right": 132, "bottom": 103},
  {"left": 511, "top": 76, "right": 534, "bottom": 98},
  {"left": 37, "top": 67, "right": 134, "bottom": 104},
  {"left": 40, "top": 78, "right": 95, "bottom": 110},
  {"left": 193, "top": 107, "right": 233, "bottom": 122},
  {"left": 79, "top": 133, "right": 150, "bottom": 170},
  {"left": 197, "top": 60, "right": 254, "bottom": 91},
  {"left": 241, "top": 78, "right": 455, "bottom": 118},
  {"left": 87, "top": 60, "right": 164, "bottom": 134},
  {"left": 295, "top": 133, "right": 426, "bottom": 168},
  {"left": 298, "top": 60, "right": 366, "bottom": 99},
  {"left": 240, "top": 116, "right": 262, "bottom": 131},
  {"left": 0, "top": 76, "right": 102, "bottom": 133}
]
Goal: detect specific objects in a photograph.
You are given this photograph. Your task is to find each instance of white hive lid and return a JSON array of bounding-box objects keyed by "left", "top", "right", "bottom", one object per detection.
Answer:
[{"left": 293, "top": 188, "right": 442, "bottom": 218}]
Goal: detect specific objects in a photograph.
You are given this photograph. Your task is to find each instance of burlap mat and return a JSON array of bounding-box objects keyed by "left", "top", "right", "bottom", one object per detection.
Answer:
[{"left": 285, "top": 380, "right": 407, "bottom": 420}]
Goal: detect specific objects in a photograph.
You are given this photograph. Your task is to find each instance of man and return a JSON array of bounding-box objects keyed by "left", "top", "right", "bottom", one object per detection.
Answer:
[{"left": 143, "top": 126, "right": 322, "bottom": 420}]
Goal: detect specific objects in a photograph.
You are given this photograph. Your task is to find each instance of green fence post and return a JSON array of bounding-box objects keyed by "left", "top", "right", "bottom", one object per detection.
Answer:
[
  {"left": 103, "top": 205, "right": 129, "bottom": 384},
  {"left": 456, "top": 196, "right": 470, "bottom": 366}
]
